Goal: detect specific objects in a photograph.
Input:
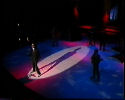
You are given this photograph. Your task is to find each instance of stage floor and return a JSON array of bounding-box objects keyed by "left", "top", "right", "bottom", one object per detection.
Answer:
[{"left": 3, "top": 40, "right": 124, "bottom": 99}]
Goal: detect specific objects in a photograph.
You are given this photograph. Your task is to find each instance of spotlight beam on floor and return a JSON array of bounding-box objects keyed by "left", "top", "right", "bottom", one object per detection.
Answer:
[{"left": 28, "top": 46, "right": 90, "bottom": 79}]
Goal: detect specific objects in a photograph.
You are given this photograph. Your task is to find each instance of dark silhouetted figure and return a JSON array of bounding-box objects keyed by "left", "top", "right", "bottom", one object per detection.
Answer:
[
  {"left": 91, "top": 49, "right": 102, "bottom": 82},
  {"left": 30, "top": 43, "right": 41, "bottom": 77}
]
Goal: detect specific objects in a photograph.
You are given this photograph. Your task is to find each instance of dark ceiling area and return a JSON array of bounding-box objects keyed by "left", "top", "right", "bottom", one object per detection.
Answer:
[
  {"left": 3, "top": 0, "right": 104, "bottom": 52},
  {"left": 3, "top": 0, "right": 124, "bottom": 54}
]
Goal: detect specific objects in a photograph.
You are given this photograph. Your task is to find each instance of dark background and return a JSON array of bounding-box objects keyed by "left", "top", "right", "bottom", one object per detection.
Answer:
[{"left": 3, "top": 0, "right": 104, "bottom": 49}]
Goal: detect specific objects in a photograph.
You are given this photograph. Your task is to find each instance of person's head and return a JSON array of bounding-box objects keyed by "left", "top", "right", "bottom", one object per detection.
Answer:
[{"left": 31, "top": 43, "right": 36, "bottom": 49}]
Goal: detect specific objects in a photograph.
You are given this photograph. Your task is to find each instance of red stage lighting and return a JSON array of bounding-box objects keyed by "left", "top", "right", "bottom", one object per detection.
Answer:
[
  {"left": 80, "top": 25, "right": 93, "bottom": 29},
  {"left": 103, "top": 13, "right": 109, "bottom": 24}
]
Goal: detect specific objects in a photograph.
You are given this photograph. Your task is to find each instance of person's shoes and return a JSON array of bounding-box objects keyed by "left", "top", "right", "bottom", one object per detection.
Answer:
[
  {"left": 28, "top": 74, "right": 31, "bottom": 78},
  {"left": 30, "top": 71, "right": 35, "bottom": 74},
  {"left": 38, "top": 74, "right": 42, "bottom": 77}
]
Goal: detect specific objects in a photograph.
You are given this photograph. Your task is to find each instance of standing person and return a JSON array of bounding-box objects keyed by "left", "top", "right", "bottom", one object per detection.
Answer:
[
  {"left": 91, "top": 49, "right": 102, "bottom": 82},
  {"left": 30, "top": 43, "right": 41, "bottom": 77}
]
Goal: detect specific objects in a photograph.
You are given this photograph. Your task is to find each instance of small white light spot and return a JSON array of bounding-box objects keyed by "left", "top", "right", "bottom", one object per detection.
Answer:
[
  {"left": 19, "top": 38, "right": 21, "bottom": 41},
  {"left": 27, "top": 37, "right": 29, "bottom": 41}
]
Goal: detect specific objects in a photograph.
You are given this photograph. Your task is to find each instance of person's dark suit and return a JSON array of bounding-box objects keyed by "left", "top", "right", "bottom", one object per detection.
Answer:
[
  {"left": 91, "top": 50, "right": 102, "bottom": 82},
  {"left": 31, "top": 47, "right": 41, "bottom": 75}
]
